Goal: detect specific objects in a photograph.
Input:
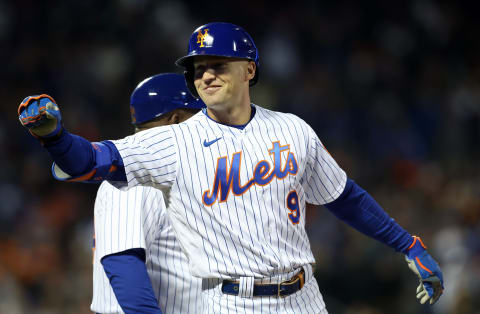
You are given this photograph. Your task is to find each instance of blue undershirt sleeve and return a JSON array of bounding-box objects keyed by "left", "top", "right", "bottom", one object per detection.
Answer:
[
  {"left": 44, "top": 130, "right": 126, "bottom": 182},
  {"left": 44, "top": 129, "right": 95, "bottom": 176},
  {"left": 101, "top": 248, "right": 162, "bottom": 314},
  {"left": 324, "top": 178, "right": 413, "bottom": 253}
]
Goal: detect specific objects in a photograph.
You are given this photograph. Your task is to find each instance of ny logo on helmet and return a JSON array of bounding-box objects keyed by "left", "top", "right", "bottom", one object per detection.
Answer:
[{"left": 197, "top": 29, "right": 211, "bottom": 48}]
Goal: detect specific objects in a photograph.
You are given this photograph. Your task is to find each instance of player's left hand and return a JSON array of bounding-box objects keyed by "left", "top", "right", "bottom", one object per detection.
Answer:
[
  {"left": 405, "top": 236, "right": 444, "bottom": 305},
  {"left": 18, "top": 94, "right": 63, "bottom": 138}
]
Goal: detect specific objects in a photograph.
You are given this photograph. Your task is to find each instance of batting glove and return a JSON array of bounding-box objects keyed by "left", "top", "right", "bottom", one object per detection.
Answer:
[
  {"left": 18, "top": 94, "right": 63, "bottom": 139},
  {"left": 405, "top": 236, "right": 444, "bottom": 305}
]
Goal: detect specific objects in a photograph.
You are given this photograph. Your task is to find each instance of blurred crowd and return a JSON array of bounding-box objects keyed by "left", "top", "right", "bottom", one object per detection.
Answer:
[{"left": 1, "top": 0, "right": 479, "bottom": 313}]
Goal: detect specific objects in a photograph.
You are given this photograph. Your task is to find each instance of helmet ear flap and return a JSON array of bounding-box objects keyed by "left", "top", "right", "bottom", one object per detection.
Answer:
[{"left": 184, "top": 69, "right": 199, "bottom": 98}]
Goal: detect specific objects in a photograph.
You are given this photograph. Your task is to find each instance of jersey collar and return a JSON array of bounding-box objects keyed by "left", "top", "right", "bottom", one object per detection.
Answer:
[{"left": 202, "top": 104, "right": 256, "bottom": 130}]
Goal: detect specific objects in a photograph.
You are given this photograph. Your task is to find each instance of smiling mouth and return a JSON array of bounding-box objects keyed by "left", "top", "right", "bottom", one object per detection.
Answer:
[{"left": 203, "top": 85, "right": 222, "bottom": 95}]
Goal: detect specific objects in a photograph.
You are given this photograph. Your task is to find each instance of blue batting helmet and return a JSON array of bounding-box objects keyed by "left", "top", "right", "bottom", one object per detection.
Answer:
[
  {"left": 175, "top": 22, "right": 260, "bottom": 97},
  {"left": 130, "top": 73, "right": 205, "bottom": 125}
]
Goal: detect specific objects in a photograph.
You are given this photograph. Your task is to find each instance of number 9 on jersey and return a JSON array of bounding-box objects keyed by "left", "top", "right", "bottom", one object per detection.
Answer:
[{"left": 287, "top": 191, "right": 300, "bottom": 224}]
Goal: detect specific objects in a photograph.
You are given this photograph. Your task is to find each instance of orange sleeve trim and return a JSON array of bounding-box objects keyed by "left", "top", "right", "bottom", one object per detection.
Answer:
[
  {"left": 66, "top": 169, "right": 97, "bottom": 182},
  {"left": 415, "top": 257, "right": 433, "bottom": 275}
]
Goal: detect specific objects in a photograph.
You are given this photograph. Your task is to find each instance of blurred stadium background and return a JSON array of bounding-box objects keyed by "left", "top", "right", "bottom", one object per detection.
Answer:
[{"left": 1, "top": 1, "right": 479, "bottom": 313}]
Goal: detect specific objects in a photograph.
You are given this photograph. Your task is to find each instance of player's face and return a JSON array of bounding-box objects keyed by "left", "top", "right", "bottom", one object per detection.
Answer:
[{"left": 193, "top": 56, "right": 254, "bottom": 109}]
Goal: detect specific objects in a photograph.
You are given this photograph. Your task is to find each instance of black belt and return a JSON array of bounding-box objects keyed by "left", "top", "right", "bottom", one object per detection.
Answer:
[{"left": 221, "top": 269, "right": 305, "bottom": 297}]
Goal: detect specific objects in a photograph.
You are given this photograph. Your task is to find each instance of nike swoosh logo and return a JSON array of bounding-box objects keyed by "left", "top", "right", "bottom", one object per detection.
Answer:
[{"left": 203, "top": 138, "right": 222, "bottom": 147}]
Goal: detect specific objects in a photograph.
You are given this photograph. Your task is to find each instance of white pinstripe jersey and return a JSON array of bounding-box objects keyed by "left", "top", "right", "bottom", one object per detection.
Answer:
[
  {"left": 112, "top": 105, "right": 346, "bottom": 280},
  {"left": 90, "top": 181, "right": 202, "bottom": 314}
]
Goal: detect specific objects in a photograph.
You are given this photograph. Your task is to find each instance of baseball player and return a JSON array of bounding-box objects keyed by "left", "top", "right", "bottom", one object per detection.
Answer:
[
  {"left": 18, "top": 22, "right": 444, "bottom": 313},
  {"left": 91, "top": 73, "right": 204, "bottom": 314}
]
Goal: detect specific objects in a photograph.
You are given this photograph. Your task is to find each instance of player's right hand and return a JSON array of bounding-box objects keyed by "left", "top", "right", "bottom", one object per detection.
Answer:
[
  {"left": 405, "top": 236, "right": 444, "bottom": 305},
  {"left": 18, "top": 94, "right": 63, "bottom": 138}
]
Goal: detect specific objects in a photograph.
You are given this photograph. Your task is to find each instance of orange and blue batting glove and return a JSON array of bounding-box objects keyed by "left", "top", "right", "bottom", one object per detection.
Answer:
[
  {"left": 405, "top": 236, "right": 444, "bottom": 305},
  {"left": 18, "top": 94, "right": 63, "bottom": 140}
]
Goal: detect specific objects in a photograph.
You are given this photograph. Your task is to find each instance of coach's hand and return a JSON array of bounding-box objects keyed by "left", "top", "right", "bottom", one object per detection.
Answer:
[
  {"left": 18, "top": 94, "right": 63, "bottom": 138},
  {"left": 405, "top": 236, "right": 444, "bottom": 305}
]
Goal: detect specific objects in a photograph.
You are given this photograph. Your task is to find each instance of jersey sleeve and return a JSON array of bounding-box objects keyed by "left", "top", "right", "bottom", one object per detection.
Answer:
[
  {"left": 110, "top": 126, "right": 178, "bottom": 189},
  {"left": 94, "top": 181, "right": 163, "bottom": 259},
  {"left": 302, "top": 123, "right": 347, "bottom": 205}
]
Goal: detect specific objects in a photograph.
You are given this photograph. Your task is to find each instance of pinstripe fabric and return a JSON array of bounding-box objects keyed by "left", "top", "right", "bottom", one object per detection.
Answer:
[
  {"left": 90, "top": 181, "right": 202, "bottom": 313},
  {"left": 112, "top": 105, "right": 346, "bottom": 312}
]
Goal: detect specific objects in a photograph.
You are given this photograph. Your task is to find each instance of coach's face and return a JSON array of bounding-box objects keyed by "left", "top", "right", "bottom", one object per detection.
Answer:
[{"left": 193, "top": 56, "right": 255, "bottom": 109}]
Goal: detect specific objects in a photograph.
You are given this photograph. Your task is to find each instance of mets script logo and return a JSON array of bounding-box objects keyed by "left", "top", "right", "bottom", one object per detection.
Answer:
[
  {"left": 202, "top": 142, "right": 298, "bottom": 206},
  {"left": 197, "top": 29, "right": 210, "bottom": 47}
]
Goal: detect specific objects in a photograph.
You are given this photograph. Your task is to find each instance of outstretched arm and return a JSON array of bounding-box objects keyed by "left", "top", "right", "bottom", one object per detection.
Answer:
[
  {"left": 324, "top": 179, "right": 412, "bottom": 252},
  {"left": 18, "top": 94, "right": 126, "bottom": 182},
  {"left": 324, "top": 179, "right": 444, "bottom": 305}
]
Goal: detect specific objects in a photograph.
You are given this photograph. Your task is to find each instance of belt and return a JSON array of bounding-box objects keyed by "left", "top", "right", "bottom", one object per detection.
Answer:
[{"left": 221, "top": 269, "right": 305, "bottom": 297}]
